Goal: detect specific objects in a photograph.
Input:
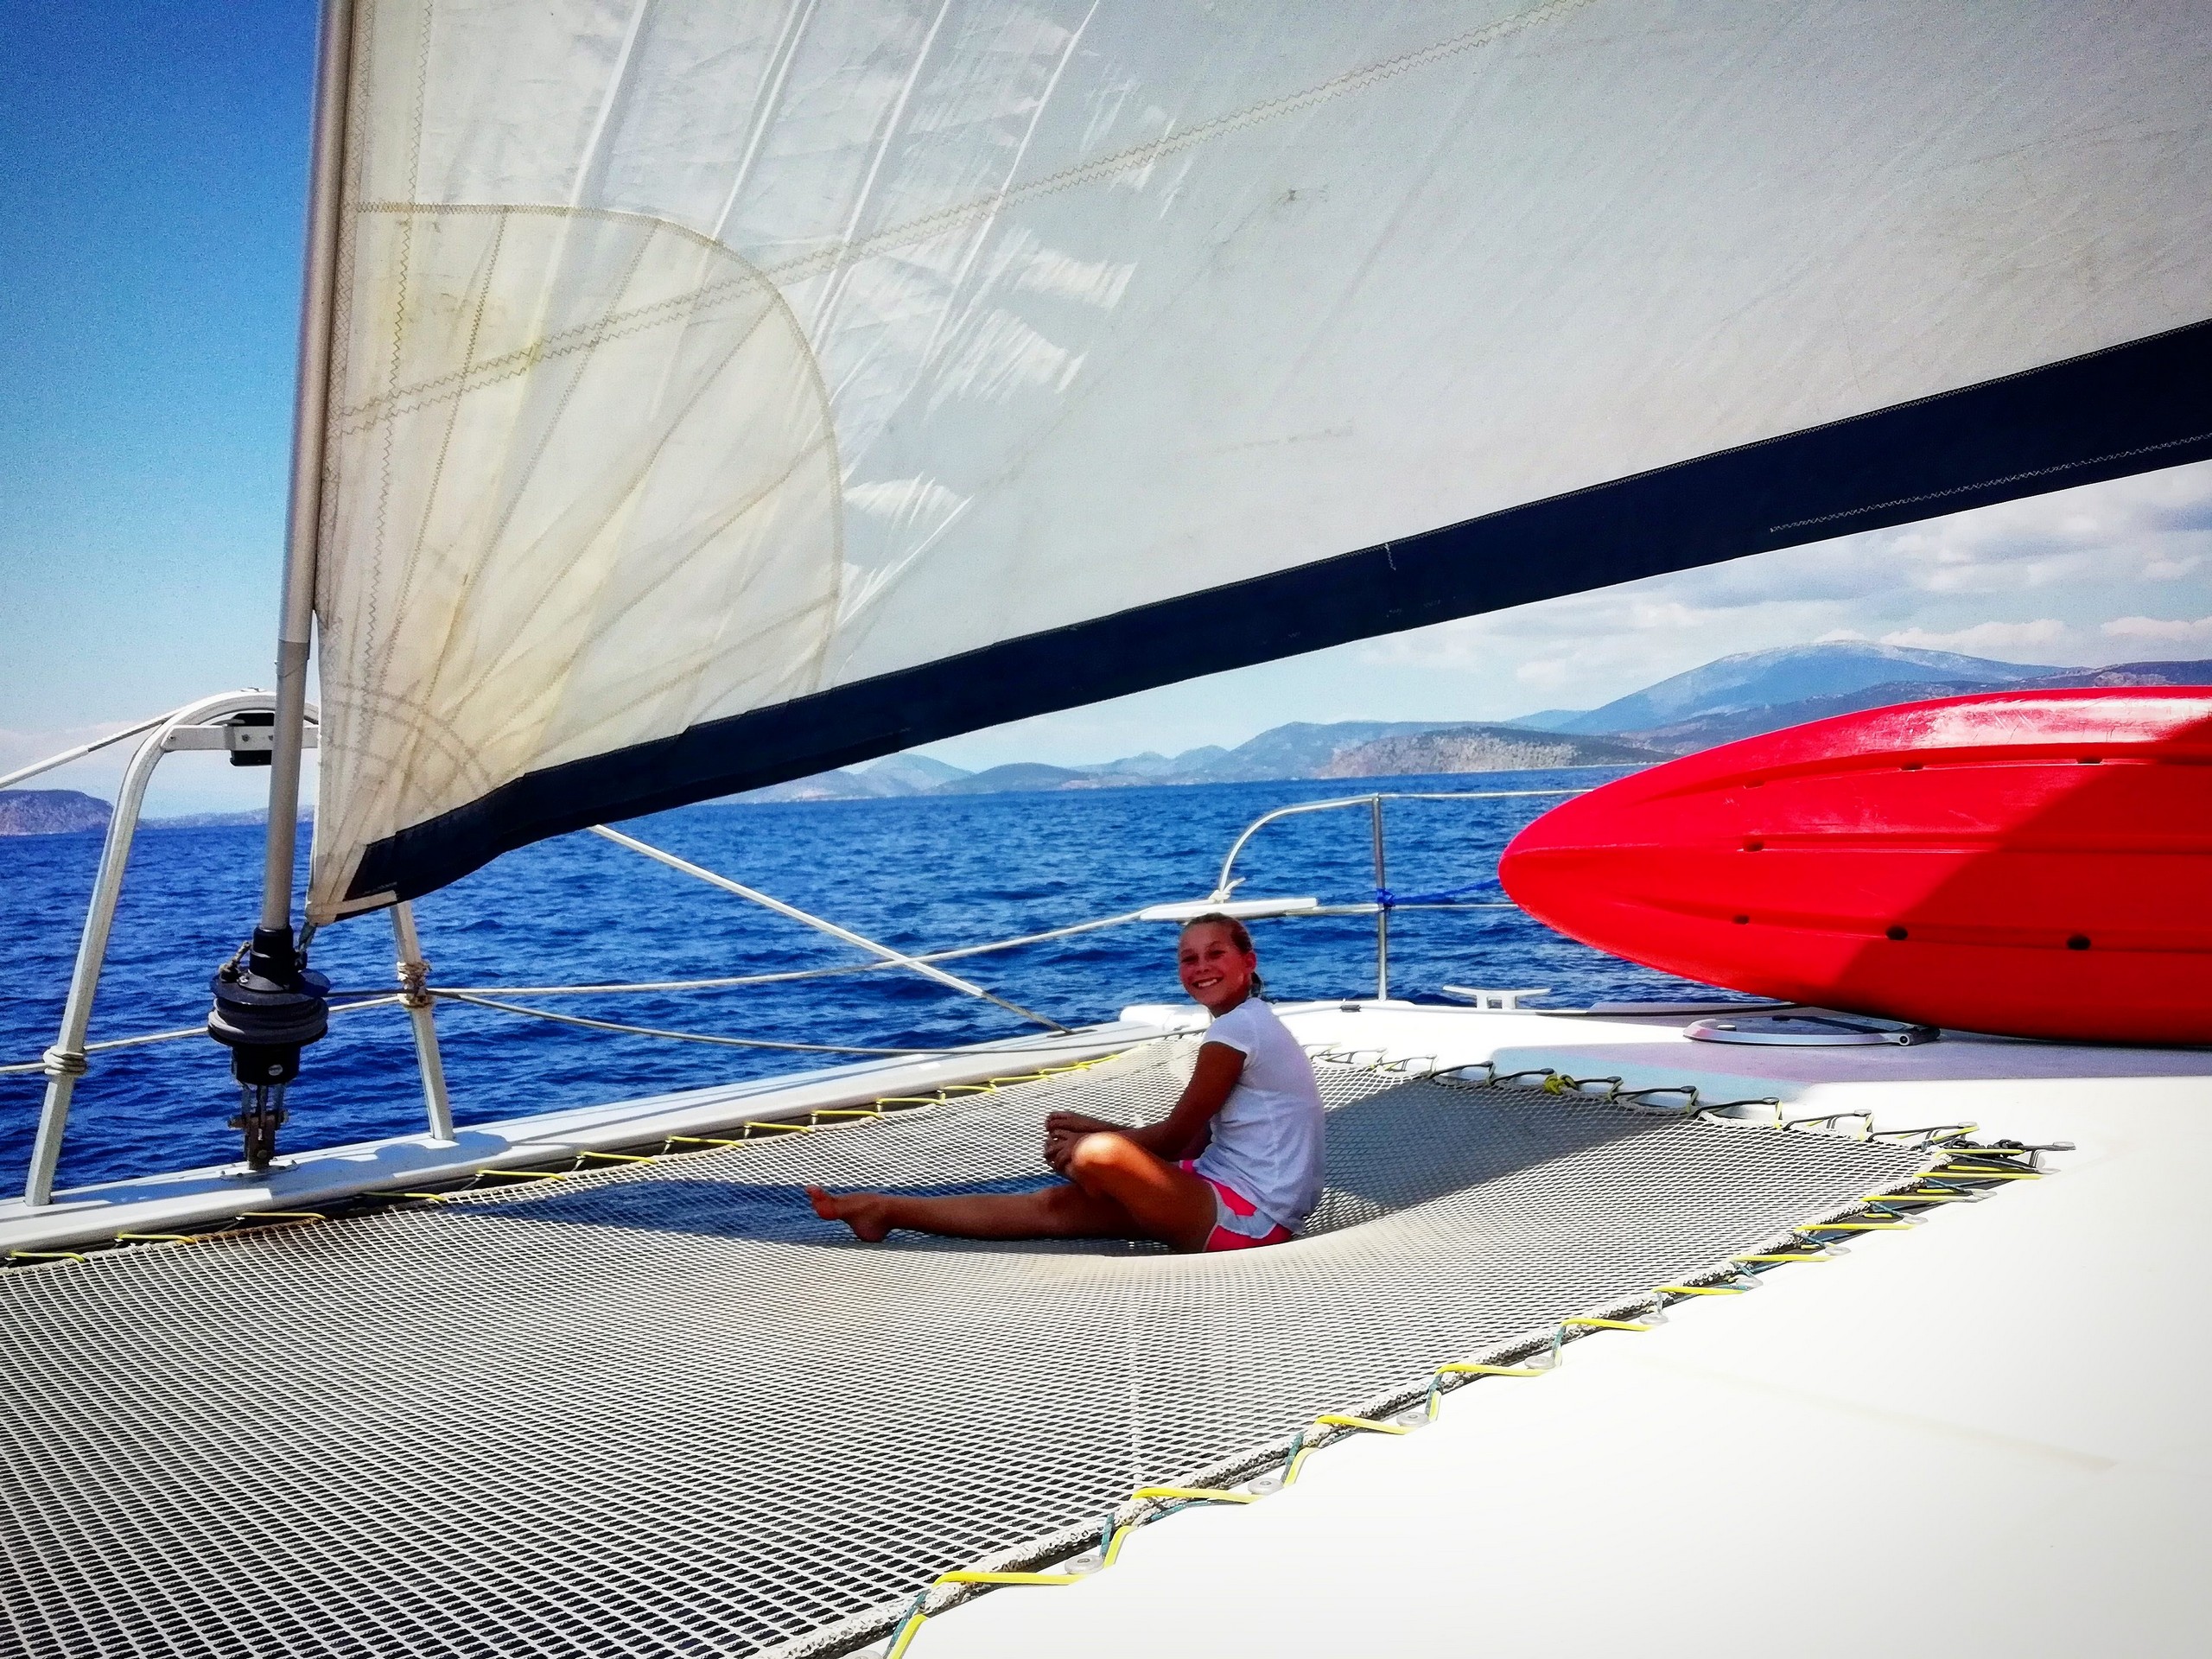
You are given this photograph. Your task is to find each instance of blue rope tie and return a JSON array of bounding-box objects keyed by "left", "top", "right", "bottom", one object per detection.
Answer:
[{"left": 1374, "top": 881, "right": 1498, "bottom": 909}]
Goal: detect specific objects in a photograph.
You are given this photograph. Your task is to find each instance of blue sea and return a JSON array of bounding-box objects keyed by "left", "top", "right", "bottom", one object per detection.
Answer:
[{"left": 0, "top": 769, "right": 1713, "bottom": 1194}]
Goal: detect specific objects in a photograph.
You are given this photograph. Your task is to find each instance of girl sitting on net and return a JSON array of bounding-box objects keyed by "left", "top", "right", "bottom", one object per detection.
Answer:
[{"left": 806, "top": 913, "right": 1325, "bottom": 1252}]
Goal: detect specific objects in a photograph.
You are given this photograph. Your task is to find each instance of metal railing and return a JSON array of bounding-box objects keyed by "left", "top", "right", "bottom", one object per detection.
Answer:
[{"left": 1204, "top": 790, "right": 1584, "bottom": 999}]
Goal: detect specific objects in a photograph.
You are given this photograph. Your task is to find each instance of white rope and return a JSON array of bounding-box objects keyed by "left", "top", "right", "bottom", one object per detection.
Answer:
[
  {"left": 0, "top": 709, "right": 182, "bottom": 793},
  {"left": 0, "top": 996, "right": 406, "bottom": 1077},
  {"left": 422, "top": 909, "right": 1152, "bottom": 998},
  {"left": 434, "top": 990, "right": 1127, "bottom": 1058},
  {"left": 588, "top": 825, "right": 1069, "bottom": 1032},
  {"left": 0, "top": 900, "right": 1160, "bottom": 1076}
]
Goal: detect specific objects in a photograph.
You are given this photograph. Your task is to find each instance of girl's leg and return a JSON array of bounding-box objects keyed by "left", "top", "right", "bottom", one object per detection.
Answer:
[
  {"left": 806, "top": 1179, "right": 1134, "bottom": 1243},
  {"left": 1061, "top": 1132, "right": 1217, "bottom": 1252},
  {"left": 806, "top": 1132, "right": 1217, "bottom": 1249}
]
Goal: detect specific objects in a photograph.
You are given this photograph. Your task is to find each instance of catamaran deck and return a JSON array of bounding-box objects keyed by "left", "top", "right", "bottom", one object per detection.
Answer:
[{"left": 0, "top": 1017, "right": 1952, "bottom": 1659}]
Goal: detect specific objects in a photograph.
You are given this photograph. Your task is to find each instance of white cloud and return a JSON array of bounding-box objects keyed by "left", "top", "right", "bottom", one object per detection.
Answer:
[
  {"left": 1878, "top": 620, "right": 2068, "bottom": 656},
  {"left": 2102, "top": 613, "right": 2212, "bottom": 648},
  {"left": 1824, "top": 461, "right": 2212, "bottom": 596}
]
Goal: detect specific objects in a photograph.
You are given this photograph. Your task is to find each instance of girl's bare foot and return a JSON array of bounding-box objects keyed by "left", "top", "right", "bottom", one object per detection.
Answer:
[{"left": 804, "top": 1185, "right": 893, "bottom": 1243}]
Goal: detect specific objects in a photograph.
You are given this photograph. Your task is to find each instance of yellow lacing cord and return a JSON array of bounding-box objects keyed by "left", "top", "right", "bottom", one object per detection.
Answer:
[
  {"left": 884, "top": 1484, "right": 1259, "bottom": 1658},
  {"left": 1796, "top": 1220, "right": 1911, "bottom": 1232},
  {"left": 884, "top": 1175, "right": 2045, "bottom": 1658},
  {"left": 884, "top": 1279, "right": 1757, "bottom": 1656},
  {"left": 1866, "top": 1191, "right": 1975, "bottom": 1203},
  {"left": 1281, "top": 1414, "right": 1411, "bottom": 1484}
]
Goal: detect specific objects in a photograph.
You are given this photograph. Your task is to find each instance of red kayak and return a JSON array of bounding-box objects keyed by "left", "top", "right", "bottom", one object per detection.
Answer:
[{"left": 1498, "top": 688, "right": 2212, "bottom": 1044}]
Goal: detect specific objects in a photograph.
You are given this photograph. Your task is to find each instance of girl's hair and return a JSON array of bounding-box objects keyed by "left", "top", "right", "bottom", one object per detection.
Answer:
[
  {"left": 1180, "top": 912, "right": 1253, "bottom": 951},
  {"left": 1179, "top": 912, "right": 1266, "bottom": 999}
]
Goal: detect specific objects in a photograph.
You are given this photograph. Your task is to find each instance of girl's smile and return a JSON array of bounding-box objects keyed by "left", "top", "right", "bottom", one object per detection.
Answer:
[{"left": 1179, "top": 922, "right": 1256, "bottom": 1013}]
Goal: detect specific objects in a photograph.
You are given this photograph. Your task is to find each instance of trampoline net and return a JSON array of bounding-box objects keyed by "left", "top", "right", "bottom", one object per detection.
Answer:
[{"left": 0, "top": 1040, "right": 1933, "bottom": 1659}]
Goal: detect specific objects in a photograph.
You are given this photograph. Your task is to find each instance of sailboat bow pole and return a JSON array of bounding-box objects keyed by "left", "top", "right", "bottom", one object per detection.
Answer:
[
  {"left": 260, "top": 0, "right": 353, "bottom": 938},
  {"left": 206, "top": 0, "right": 353, "bottom": 1170}
]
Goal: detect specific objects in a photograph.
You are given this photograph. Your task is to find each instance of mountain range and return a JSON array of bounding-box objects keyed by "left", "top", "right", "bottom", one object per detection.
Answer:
[
  {"left": 0, "top": 793, "right": 312, "bottom": 838},
  {"left": 740, "top": 721, "right": 1669, "bottom": 801},
  {"left": 9, "top": 644, "right": 2209, "bottom": 833},
  {"left": 738, "top": 641, "right": 2212, "bottom": 802},
  {"left": 1516, "top": 642, "right": 2212, "bottom": 753}
]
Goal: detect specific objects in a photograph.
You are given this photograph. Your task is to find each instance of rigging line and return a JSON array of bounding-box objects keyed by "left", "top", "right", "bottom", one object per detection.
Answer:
[
  {"left": 0, "top": 998, "right": 406, "bottom": 1077},
  {"left": 380, "top": 909, "right": 1154, "bottom": 1000},
  {"left": 0, "top": 707, "right": 190, "bottom": 792},
  {"left": 587, "top": 824, "right": 1069, "bottom": 1032},
  {"left": 434, "top": 990, "right": 1109, "bottom": 1058}
]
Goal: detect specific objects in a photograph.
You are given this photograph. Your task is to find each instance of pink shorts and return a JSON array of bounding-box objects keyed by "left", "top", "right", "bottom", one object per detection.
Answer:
[{"left": 1180, "top": 1160, "right": 1294, "bottom": 1252}]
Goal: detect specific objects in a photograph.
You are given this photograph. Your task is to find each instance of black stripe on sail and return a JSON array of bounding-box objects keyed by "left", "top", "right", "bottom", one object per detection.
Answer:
[{"left": 349, "top": 315, "right": 2212, "bottom": 909}]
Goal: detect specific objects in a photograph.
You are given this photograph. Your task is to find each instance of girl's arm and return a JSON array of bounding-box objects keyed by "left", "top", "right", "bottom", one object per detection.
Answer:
[
  {"left": 1124, "top": 1042, "right": 1244, "bottom": 1160},
  {"left": 1043, "top": 1045, "right": 1244, "bottom": 1170}
]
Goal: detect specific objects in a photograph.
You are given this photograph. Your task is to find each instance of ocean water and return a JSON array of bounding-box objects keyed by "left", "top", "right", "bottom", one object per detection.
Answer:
[{"left": 0, "top": 769, "right": 1717, "bottom": 1193}]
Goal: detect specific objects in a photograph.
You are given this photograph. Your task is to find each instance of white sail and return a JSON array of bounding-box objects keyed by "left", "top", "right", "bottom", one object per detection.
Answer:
[{"left": 308, "top": 0, "right": 2212, "bottom": 919}]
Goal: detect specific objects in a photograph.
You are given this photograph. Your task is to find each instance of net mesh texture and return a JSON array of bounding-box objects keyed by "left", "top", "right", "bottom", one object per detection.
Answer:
[{"left": 0, "top": 1040, "right": 1933, "bottom": 1659}]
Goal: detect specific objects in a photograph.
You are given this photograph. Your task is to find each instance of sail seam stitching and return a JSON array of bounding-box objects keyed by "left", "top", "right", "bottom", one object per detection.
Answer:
[
  {"left": 1770, "top": 427, "right": 2212, "bottom": 535},
  {"left": 334, "top": 0, "right": 1596, "bottom": 423}
]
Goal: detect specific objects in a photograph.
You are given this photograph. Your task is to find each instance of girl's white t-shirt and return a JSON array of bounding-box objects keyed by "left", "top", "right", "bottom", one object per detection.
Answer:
[{"left": 1192, "top": 998, "right": 1326, "bottom": 1230}]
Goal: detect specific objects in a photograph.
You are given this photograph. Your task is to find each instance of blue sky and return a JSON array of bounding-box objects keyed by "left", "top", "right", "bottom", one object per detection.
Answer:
[
  {"left": 3, "top": 2, "right": 2208, "bottom": 808},
  {"left": 0, "top": 2, "right": 309, "bottom": 725}
]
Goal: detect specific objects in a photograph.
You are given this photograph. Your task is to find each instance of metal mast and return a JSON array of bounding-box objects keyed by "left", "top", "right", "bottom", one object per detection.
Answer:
[
  {"left": 206, "top": 0, "right": 354, "bottom": 1168},
  {"left": 262, "top": 0, "right": 353, "bottom": 937}
]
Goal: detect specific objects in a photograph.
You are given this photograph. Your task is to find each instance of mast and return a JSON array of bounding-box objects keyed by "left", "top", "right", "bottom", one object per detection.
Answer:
[
  {"left": 205, "top": 0, "right": 352, "bottom": 1169},
  {"left": 264, "top": 0, "right": 353, "bottom": 938}
]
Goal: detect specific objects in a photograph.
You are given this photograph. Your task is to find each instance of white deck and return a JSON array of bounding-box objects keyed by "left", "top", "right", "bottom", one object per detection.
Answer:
[{"left": 906, "top": 1001, "right": 2212, "bottom": 1658}]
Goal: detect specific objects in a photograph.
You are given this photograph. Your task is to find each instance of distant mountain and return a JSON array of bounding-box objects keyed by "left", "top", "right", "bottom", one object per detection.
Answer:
[
  {"left": 2077, "top": 658, "right": 2212, "bottom": 686},
  {"left": 146, "top": 808, "right": 314, "bottom": 829},
  {"left": 716, "top": 644, "right": 2212, "bottom": 805},
  {"left": 1319, "top": 726, "right": 1668, "bottom": 777},
  {"left": 1610, "top": 655, "right": 2212, "bottom": 755},
  {"left": 861, "top": 753, "right": 970, "bottom": 791},
  {"left": 1526, "top": 643, "right": 2052, "bottom": 735},
  {"left": 735, "top": 769, "right": 891, "bottom": 802},
  {"left": 0, "top": 789, "right": 111, "bottom": 836},
  {"left": 1083, "top": 744, "right": 1232, "bottom": 780},
  {"left": 1198, "top": 721, "right": 1446, "bottom": 781},
  {"left": 1500, "top": 708, "right": 1586, "bottom": 732},
  {"left": 0, "top": 793, "right": 321, "bottom": 836},
  {"left": 734, "top": 751, "right": 974, "bottom": 802},
  {"left": 932, "top": 762, "right": 1122, "bottom": 795}
]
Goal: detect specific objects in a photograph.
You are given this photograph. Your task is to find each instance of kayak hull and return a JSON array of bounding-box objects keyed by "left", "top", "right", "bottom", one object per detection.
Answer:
[{"left": 1498, "top": 689, "right": 2212, "bottom": 1044}]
